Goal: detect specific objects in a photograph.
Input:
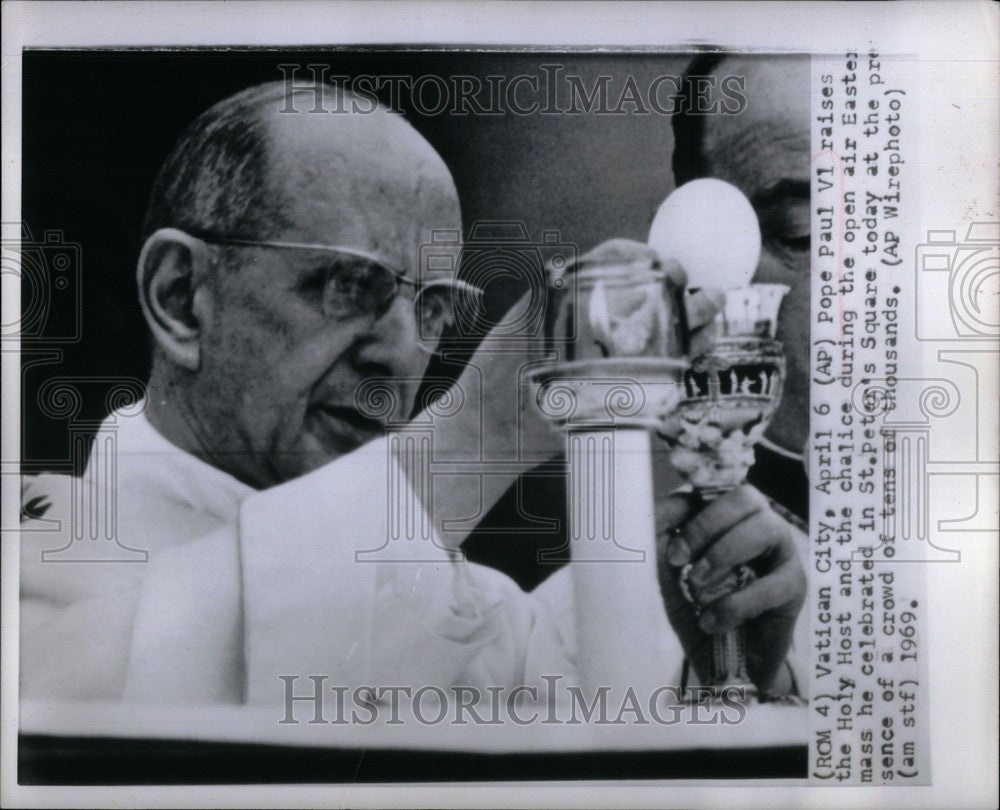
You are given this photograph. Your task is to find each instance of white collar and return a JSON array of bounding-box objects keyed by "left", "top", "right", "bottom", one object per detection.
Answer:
[{"left": 89, "top": 399, "right": 256, "bottom": 524}]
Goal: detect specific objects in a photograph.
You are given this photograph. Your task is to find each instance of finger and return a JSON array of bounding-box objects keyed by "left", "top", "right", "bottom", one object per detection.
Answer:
[
  {"left": 685, "top": 508, "right": 794, "bottom": 598},
  {"left": 574, "top": 238, "right": 662, "bottom": 272},
  {"left": 698, "top": 508, "right": 794, "bottom": 574},
  {"left": 655, "top": 494, "right": 699, "bottom": 566},
  {"left": 659, "top": 257, "right": 687, "bottom": 288},
  {"left": 678, "top": 484, "right": 769, "bottom": 563},
  {"left": 687, "top": 319, "right": 718, "bottom": 358},
  {"left": 699, "top": 557, "right": 807, "bottom": 633},
  {"left": 656, "top": 493, "right": 697, "bottom": 533},
  {"left": 685, "top": 564, "right": 749, "bottom": 606},
  {"left": 684, "top": 287, "right": 725, "bottom": 330}
]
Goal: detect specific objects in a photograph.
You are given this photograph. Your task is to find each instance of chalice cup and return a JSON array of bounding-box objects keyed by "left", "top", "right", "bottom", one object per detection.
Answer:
[{"left": 658, "top": 283, "right": 789, "bottom": 698}]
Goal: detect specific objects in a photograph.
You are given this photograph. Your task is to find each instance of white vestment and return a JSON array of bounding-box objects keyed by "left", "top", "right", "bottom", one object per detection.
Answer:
[{"left": 20, "top": 405, "right": 698, "bottom": 706}]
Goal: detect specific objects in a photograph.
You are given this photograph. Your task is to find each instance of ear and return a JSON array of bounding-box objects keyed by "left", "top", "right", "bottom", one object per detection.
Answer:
[{"left": 136, "top": 228, "right": 213, "bottom": 371}]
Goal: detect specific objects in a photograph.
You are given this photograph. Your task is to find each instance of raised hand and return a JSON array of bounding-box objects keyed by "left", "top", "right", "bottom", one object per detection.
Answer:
[{"left": 655, "top": 484, "right": 807, "bottom": 696}]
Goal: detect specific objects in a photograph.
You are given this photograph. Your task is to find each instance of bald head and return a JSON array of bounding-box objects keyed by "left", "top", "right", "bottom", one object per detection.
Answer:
[
  {"left": 138, "top": 81, "right": 463, "bottom": 487},
  {"left": 264, "top": 88, "right": 462, "bottom": 276},
  {"left": 142, "top": 81, "right": 461, "bottom": 272}
]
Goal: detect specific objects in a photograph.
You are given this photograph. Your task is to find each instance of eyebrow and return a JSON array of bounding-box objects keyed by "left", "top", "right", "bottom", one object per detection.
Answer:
[{"left": 751, "top": 179, "right": 810, "bottom": 209}]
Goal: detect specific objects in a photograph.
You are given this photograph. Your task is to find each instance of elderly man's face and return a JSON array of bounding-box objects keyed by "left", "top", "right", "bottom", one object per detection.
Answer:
[
  {"left": 191, "top": 112, "right": 462, "bottom": 488},
  {"left": 698, "top": 56, "right": 811, "bottom": 454}
]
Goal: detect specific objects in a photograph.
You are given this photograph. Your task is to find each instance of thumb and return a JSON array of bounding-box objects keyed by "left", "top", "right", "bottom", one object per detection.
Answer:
[
  {"left": 655, "top": 493, "right": 697, "bottom": 545},
  {"left": 684, "top": 287, "right": 725, "bottom": 331}
]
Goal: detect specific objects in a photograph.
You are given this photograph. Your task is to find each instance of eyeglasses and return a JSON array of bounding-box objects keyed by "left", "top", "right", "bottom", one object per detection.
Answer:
[{"left": 185, "top": 230, "right": 481, "bottom": 349}]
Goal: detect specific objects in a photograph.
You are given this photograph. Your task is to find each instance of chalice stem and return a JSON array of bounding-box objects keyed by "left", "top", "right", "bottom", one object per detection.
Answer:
[
  {"left": 697, "top": 487, "right": 753, "bottom": 693},
  {"left": 711, "top": 627, "right": 750, "bottom": 688}
]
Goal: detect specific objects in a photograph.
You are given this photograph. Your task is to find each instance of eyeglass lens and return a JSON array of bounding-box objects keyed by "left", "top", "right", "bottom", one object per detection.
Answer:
[{"left": 321, "top": 259, "right": 405, "bottom": 321}]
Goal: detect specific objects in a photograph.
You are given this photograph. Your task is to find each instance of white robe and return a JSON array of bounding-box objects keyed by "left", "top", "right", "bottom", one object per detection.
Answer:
[{"left": 23, "top": 405, "right": 678, "bottom": 706}]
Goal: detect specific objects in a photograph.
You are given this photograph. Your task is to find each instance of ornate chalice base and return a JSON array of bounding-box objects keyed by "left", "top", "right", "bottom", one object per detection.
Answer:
[{"left": 659, "top": 338, "right": 787, "bottom": 699}]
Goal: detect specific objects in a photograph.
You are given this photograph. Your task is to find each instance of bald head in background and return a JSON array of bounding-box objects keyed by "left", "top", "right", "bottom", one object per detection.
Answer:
[
  {"left": 138, "top": 82, "right": 462, "bottom": 488},
  {"left": 673, "top": 55, "right": 811, "bottom": 457}
]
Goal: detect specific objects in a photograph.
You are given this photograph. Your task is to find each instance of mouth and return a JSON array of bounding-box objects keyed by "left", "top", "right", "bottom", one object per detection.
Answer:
[{"left": 309, "top": 404, "right": 387, "bottom": 452}]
